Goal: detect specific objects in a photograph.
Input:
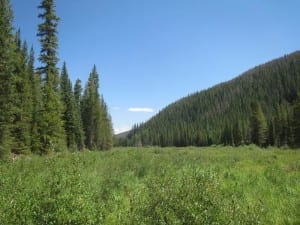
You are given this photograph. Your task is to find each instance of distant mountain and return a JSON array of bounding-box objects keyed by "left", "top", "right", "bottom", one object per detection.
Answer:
[
  {"left": 115, "top": 131, "right": 130, "bottom": 139},
  {"left": 122, "top": 51, "right": 300, "bottom": 147}
]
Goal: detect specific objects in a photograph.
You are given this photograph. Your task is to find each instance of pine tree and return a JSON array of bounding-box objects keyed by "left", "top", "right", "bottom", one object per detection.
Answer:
[
  {"left": 28, "top": 47, "right": 43, "bottom": 153},
  {"left": 250, "top": 102, "right": 268, "bottom": 147},
  {"left": 268, "top": 118, "right": 276, "bottom": 146},
  {"left": 74, "top": 79, "right": 83, "bottom": 106},
  {"left": 273, "top": 104, "right": 290, "bottom": 147},
  {"left": 73, "top": 79, "right": 85, "bottom": 150},
  {"left": 99, "top": 97, "right": 113, "bottom": 150},
  {"left": 221, "top": 122, "right": 232, "bottom": 146},
  {"left": 292, "top": 97, "right": 300, "bottom": 147},
  {"left": 60, "top": 62, "right": 84, "bottom": 150},
  {"left": 81, "top": 66, "right": 101, "bottom": 149},
  {"left": 37, "top": 0, "right": 66, "bottom": 153},
  {"left": 0, "top": 0, "right": 16, "bottom": 159},
  {"left": 11, "top": 34, "right": 33, "bottom": 154},
  {"left": 232, "top": 120, "right": 243, "bottom": 146},
  {"left": 81, "top": 65, "right": 113, "bottom": 150},
  {"left": 60, "top": 62, "right": 76, "bottom": 149}
]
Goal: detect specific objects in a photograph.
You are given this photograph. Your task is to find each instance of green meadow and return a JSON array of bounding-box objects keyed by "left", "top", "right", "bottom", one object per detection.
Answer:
[{"left": 0, "top": 146, "right": 299, "bottom": 225}]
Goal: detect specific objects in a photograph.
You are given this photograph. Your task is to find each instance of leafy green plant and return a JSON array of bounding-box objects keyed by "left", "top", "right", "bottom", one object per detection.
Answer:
[{"left": 0, "top": 147, "right": 299, "bottom": 225}]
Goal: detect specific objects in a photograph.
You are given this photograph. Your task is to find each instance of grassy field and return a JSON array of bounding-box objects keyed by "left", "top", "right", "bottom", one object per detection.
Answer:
[{"left": 0, "top": 146, "right": 299, "bottom": 225}]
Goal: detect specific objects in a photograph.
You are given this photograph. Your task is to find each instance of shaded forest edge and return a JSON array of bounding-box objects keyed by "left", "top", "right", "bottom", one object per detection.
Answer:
[
  {"left": 0, "top": 0, "right": 113, "bottom": 161},
  {"left": 118, "top": 51, "right": 300, "bottom": 148}
]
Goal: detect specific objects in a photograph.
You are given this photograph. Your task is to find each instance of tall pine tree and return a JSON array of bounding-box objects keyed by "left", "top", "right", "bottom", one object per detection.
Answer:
[
  {"left": 60, "top": 62, "right": 76, "bottom": 149},
  {"left": 0, "top": 0, "right": 16, "bottom": 159},
  {"left": 99, "top": 97, "right": 113, "bottom": 150},
  {"left": 292, "top": 96, "right": 300, "bottom": 147},
  {"left": 73, "top": 79, "right": 85, "bottom": 150},
  {"left": 81, "top": 65, "right": 113, "bottom": 150},
  {"left": 28, "top": 47, "right": 43, "bottom": 153},
  {"left": 250, "top": 102, "right": 268, "bottom": 147},
  {"left": 60, "top": 62, "right": 85, "bottom": 150},
  {"left": 74, "top": 79, "right": 83, "bottom": 106},
  {"left": 11, "top": 33, "right": 33, "bottom": 154},
  {"left": 37, "top": 0, "right": 66, "bottom": 153},
  {"left": 81, "top": 66, "right": 101, "bottom": 149}
]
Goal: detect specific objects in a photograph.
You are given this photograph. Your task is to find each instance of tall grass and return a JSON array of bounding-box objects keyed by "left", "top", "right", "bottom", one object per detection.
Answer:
[{"left": 0, "top": 146, "right": 299, "bottom": 224}]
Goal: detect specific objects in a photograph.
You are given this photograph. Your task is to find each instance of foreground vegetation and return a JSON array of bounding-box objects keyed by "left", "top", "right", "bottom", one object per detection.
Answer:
[{"left": 0, "top": 146, "right": 299, "bottom": 225}]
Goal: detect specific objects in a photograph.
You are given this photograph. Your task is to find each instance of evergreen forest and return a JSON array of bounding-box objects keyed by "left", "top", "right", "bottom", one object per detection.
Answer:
[
  {"left": 0, "top": 0, "right": 113, "bottom": 160},
  {"left": 122, "top": 52, "right": 300, "bottom": 148},
  {"left": 1, "top": 0, "right": 300, "bottom": 160}
]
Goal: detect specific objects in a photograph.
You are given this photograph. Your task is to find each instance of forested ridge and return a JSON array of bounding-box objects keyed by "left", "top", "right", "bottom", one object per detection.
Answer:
[
  {"left": 123, "top": 51, "right": 300, "bottom": 148},
  {"left": 0, "top": 0, "right": 113, "bottom": 160}
]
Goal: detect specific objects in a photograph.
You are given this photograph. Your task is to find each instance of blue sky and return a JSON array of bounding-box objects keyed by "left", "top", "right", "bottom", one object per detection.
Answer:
[{"left": 11, "top": 0, "right": 300, "bottom": 134}]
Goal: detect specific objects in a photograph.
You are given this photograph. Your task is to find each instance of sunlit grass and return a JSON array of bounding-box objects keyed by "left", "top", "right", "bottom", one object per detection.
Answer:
[{"left": 0, "top": 146, "right": 299, "bottom": 224}]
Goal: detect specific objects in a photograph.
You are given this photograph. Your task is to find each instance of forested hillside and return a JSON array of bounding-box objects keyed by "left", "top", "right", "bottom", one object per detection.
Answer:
[
  {"left": 0, "top": 0, "right": 113, "bottom": 160},
  {"left": 124, "top": 52, "right": 300, "bottom": 147}
]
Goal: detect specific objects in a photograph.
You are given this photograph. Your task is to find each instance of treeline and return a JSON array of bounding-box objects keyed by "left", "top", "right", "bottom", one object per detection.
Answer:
[
  {"left": 0, "top": 0, "right": 113, "bottom": 160},
  {"left": 120, "top": 52, "right": 300, "bottom": 148}
]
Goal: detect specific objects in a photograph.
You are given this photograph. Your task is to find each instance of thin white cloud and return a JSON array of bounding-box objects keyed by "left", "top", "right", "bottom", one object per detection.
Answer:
[
  {"left": 112, "top": 106, "right": 120, "bottom": 111},
  {"left": 128, "top": 107, "right": 154, "bottom": 113}
]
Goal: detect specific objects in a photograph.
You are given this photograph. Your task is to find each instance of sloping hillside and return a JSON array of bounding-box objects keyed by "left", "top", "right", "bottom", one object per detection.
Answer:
[{"left": 125, "top": 51, "right": 300, "bottom": 147}]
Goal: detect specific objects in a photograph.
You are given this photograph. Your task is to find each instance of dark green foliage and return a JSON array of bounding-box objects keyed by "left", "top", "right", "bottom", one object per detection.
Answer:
[
  {"left": 81, "top": 66, "right": 113, "bottom": 150},
  {"left": 11, "top": 33, "right": 33, "bottom": 154},
  {"left": 292, "top": 97, "right": 300, "bottom": 147},
  {"left": 37, "top": 0, "right": 66, "bottom": 153},
  {"left": 37, "top": 0, "right": 59, "bottom": 72},
  {"left": 125, "top": 52, "right": 300, "bottom": 148},
  {"left": 0, "top": 0, "right": 112, "bottom": 157},
  {"left": 0, "top": 0, "right": 113, "bottom": 155},
  {"left": 28, "top": 47, "right": 43, "bottom": 153},
  {"left": 272, "top": 104, "right": 293, "bottom": 147},
  {"left": 74, "top": 79, "right": 83, "bottom": 105},
  {"left": 60, "top": 62, "right": 76, "bottom": 149},
  {"left": 98, "top": 97, "right": 113, "bottom": 150},
  {"left": 0, "top": 0, "right": 16, "bottom": 159},
  {"left": 81, "top": 66, "right": 101, "bottom": 149},
  {"left": 250, "top": 102, "right": 268, "bottom": 147},
  {"left": 73, "top": 79, "right": 85, "bottom": 150},
  {"left": 60, "top": 62, "right": 85, "bottom": 150}
]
